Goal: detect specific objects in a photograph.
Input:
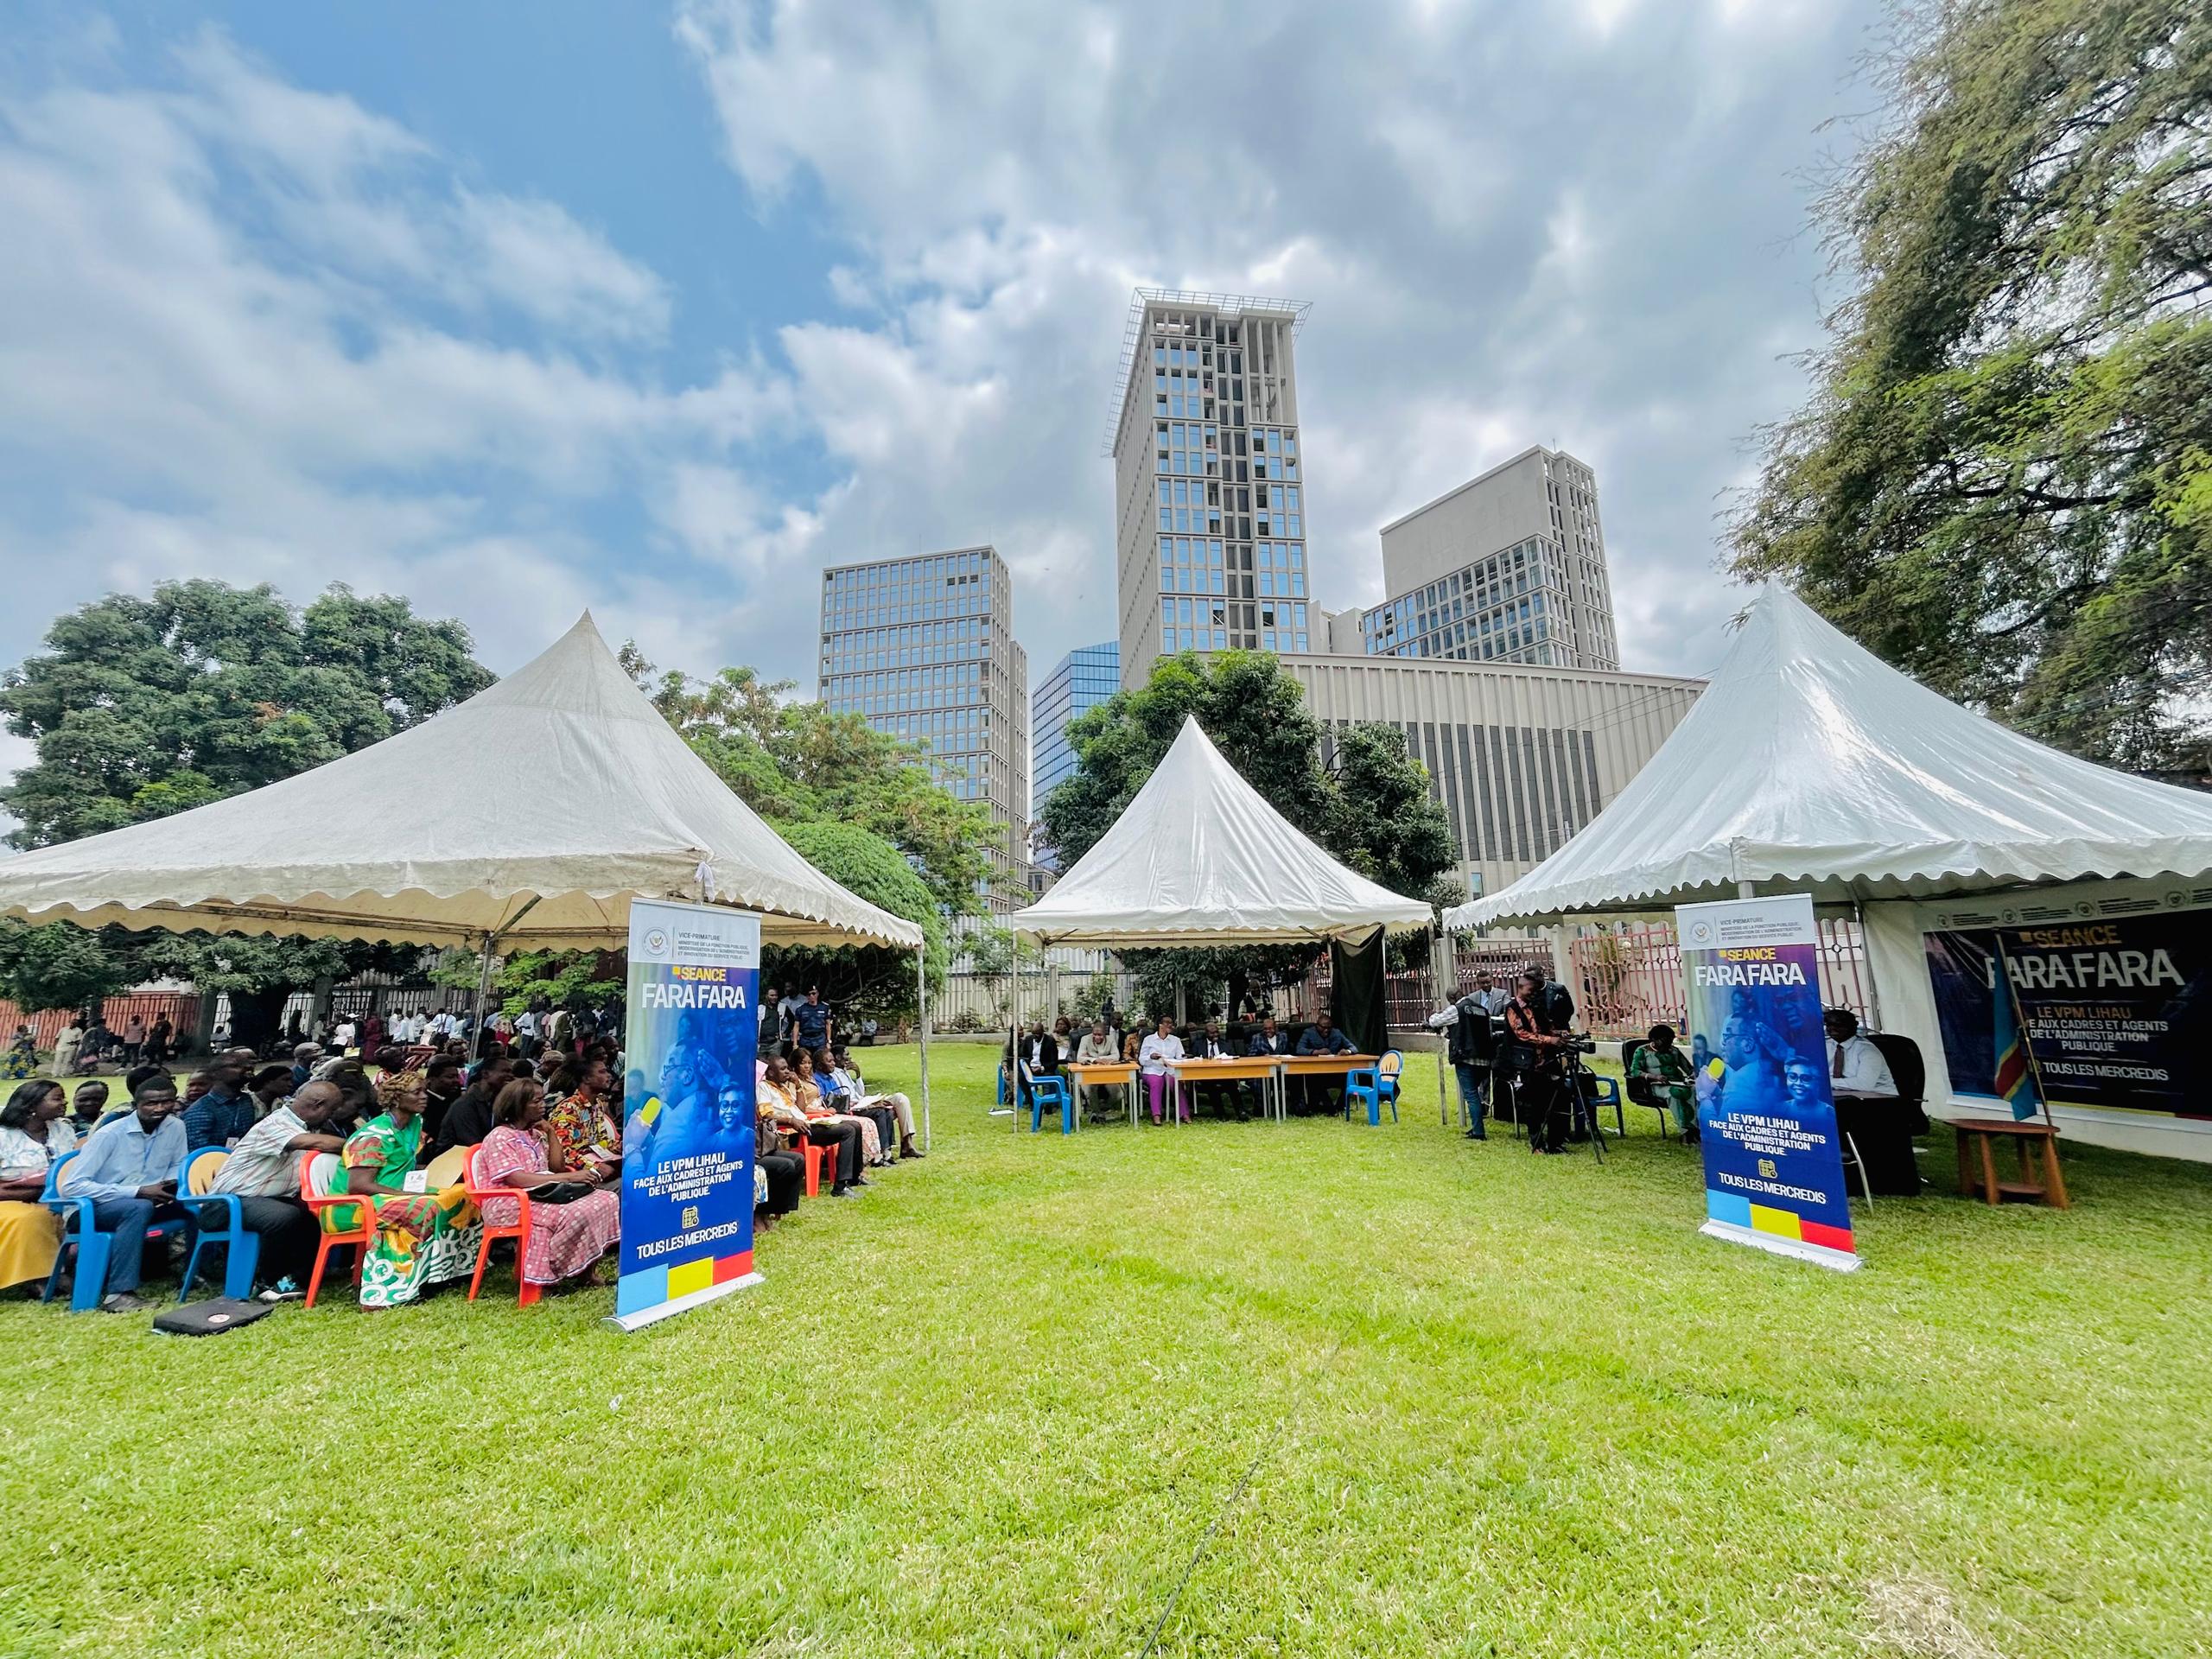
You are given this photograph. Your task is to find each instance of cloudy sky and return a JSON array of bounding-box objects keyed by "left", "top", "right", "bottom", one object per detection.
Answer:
[{"left": 0, "top": 0, "right": 1881, "bottom": 793}]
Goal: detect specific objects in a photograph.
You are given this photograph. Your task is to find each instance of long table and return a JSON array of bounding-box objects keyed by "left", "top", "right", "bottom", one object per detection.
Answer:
[
  {"left": 1165, "top": 1055, "right": 1287, "bottom": 1123},
  {"left": 1277, "top": 1053, "right": 1381, "bottom": 1121},
  {"left": 1063, "top": 1060, "right": 1140, "bottom": 1129}
]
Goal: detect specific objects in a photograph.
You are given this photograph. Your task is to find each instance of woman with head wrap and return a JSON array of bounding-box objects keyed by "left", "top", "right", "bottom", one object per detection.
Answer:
[{"left": 321, "top": 1069, "right": 482, "bottom": 1308}]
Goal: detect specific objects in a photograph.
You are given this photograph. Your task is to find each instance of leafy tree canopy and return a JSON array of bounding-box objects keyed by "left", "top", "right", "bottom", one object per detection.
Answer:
[
  {"left": 2, "top": 579, "right": 493, "bottom": 849},
  {"left": 1730, "top": 0, "right": 2212, "bottom": 771},
  {"left": 766, "top": 819, "right": 947, "bottom": 1020},
  {"left": 621, "top": 648, "right": 1000, "bottom": 915}
]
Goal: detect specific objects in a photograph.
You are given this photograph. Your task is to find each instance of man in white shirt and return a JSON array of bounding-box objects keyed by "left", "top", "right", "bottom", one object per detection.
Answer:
[
  {"left": 829, "top": 1044, "right": 920, "bottom": 1159},
  {"left": 208, "top": 1080, "right": 346, "bottom": 1295},
  {"left": 1822, "top": 1008, "right": 1896, "bottom": 1097}
]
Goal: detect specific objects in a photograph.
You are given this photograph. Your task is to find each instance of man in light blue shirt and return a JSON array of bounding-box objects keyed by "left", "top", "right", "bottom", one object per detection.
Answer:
[{"left": 60, "top": 1077, "right": 191, "bottom": 1312}]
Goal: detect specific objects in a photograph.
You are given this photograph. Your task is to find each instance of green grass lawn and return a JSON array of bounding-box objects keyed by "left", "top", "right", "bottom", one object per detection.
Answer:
[{"left": 6, "top": 1043, "right": 2209, "bottom": 1658}]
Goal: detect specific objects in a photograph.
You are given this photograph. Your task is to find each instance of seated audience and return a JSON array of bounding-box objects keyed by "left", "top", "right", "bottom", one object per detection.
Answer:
[
  {"left": 419, "top": 1055, "right": 467, "bottom": 1141},
  {"left": 207, "top": 1078, "right": 346, "bottom": 1295},
  {"left": 58, "top": 1074, "right": 190, "bottom": 1313},
  {"left": 813, "top": 1049, "right": 893, "bottom": 1162},
  {"left": 1633, "top": 1024, "right": 1699, "bottom": 1140},
  {"left": 474, "top": 1079, "right": 621, "bottom": 1288},
  {"left": 181, "top": 1061, "right": 256, "bottom": 1151},
  {"left": 289, "top": 1043, "right": 323, "bottom": 1094},
  {"left": 828, "top": 1045, "right": 918, "bottom": 1160},
  {"left": 247, "top": 1064, "right": 295, "bottom": 1118},
  {"left": 325, "top": 1071, "right": 483, "bottom": 1308},
  {"left": 67, "top": 1079, "right": 111, "bottom": 1135},
  {"left": 1139, "top": 1016, "right": 1186, "bottom": 1125},
  {"left": 760, "top": 1053, "right": 861, "bottom": 1197},
  {"left": 428, "top": 1058, "right": 512, "bottom": 1162},
  {"left": 541, "top": 1059, "right": 622, "bottom": 1181},
  {"left": 0, "top": 1079, "right": 76, "bottom": 1293},
  {"left": 792, "top": 1049, "right": 881, "bottom": 1165}
]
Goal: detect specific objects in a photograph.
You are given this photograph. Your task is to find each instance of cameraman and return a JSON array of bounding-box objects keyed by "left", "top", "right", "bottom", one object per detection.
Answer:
[{"left": 1502, "top": 968, "right": 1570, "bottom": 1152}]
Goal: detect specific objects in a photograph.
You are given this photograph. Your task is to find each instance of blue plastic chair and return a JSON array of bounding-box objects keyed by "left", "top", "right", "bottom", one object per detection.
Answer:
[
  {"left": 1025, "top": 1065, "right": 1074, "bottom": 1135},
  {"left": 40, "top": 1149, "right": 190, "bottom": 1312},
  {"left": 175, "top": 1147, "right": 260, "bottom": 1302},
  {"left": 1579, "top": 1072, "right": 1626, "bottom": 1138},
  {"left": 1344, "top": 1051, "right": 1403, "bottom": 1126}
]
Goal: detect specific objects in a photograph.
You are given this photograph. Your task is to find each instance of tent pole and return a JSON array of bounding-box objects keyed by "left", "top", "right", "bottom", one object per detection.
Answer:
[
  {"left": 468, "top": 931, "right": 498, "bottom": 1058},
  {"left": 1433, "top": 924, "right": 1452, "bottom": 1128},
  {"left": 917, "top": 943, "right": 931, "bottom": 1154}
]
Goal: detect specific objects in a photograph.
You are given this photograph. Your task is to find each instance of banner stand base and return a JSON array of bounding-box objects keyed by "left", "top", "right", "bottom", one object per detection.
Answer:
[
  {"left": 1700, "top": 1220, "right": 1860, "bottom": 1273},
  {"left": 606, "top": 1271, "right": 763, "bottom": 1333}
]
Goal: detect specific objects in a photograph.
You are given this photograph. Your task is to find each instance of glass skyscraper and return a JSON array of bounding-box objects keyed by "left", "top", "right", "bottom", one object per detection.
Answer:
[
  {"left": 1109, "top": 289, "right": 1314, "bottom": 688},
  {"left": 1029, "top": 640, "right": 1119, "bottom": 821},
  {"left": 818, "top": 546, "right": 1029, "bottom": 906}
]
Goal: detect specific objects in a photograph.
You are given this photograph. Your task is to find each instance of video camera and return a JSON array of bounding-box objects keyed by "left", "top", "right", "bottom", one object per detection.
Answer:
[{"left": 1557, "top": 1033, "right": 1598, "bottom": 1057}]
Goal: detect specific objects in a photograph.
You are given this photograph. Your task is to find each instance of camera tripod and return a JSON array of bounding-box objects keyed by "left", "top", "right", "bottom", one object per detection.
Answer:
[{"left": 1506, "top": 1058, "right": 1607, "bottom": 1164}]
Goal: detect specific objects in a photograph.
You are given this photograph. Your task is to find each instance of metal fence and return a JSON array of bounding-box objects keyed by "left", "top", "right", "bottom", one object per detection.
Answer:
[{"left": 1566, "top": 917, "right": 1872, "bottom": 1040}]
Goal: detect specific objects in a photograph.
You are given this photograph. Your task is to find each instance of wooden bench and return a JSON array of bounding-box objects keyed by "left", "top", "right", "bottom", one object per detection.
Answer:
[{"left": 1952, "top": 1117, "right": 2069, "bottom": 1209}]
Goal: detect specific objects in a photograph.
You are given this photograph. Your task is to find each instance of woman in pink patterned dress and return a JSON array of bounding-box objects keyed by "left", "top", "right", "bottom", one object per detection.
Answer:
[{"left": 474, "top": 1078, "right": 620, "bottom": 1289}]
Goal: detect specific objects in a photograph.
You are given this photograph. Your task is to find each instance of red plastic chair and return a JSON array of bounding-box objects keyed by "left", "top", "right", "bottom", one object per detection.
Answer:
[
  {"left": 298, "top": 1152, "right": 371, "bottom": 1310},
  {"left": 463, "top": 1144, "right": 542, "bottom": 1307}
]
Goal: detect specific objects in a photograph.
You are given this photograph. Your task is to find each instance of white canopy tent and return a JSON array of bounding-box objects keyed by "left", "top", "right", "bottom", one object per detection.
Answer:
[
  {"left": 1010, "top": 717, "right": 1432, "bottom": 948},
  {"left": 0, "top": 613, "right": 934, "bottom": 1138},
  {"left": 1447, "top": 581, "right": 2212, "bottom": 1158},
  {"left": 1004, "top": 719, "right": 1431, "bottom": 1116}
]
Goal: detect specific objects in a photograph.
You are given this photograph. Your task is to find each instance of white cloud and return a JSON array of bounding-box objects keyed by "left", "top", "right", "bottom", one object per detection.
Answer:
[{"left": 673, "top": 0, "right": 1866, "bottom": 681}]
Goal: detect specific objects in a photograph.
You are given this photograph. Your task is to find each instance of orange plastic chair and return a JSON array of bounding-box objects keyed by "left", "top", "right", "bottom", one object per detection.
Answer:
[
  {"left": 299, "top": 1151, "right": 372, "bottom": 1310},
  {"left": 797, "top": 1132, "right": 836, "bottom": 1196},
  {"left": 462, "top": 1144, "right": 542, "bottom": 1307}
]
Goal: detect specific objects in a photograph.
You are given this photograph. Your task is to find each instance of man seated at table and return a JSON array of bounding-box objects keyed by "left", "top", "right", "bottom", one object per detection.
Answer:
[
  {"left": 1185, "top": 1019, "right": 1250, "bottom": 1120},
  {"left": 1018, "top": 1019, "right": 1061, "bottom": 1101},
  {"left": 1821, "top": 1007, "right": 1923, "bottom": 1194},
  {"left": 1072, "top": 1019, "right": 1122, "bottom": 1121},
  {"left": 207, "top": 1078, "right": 347, "bottom": 1297},
  {"left": 1293, "top": 1012, "right": 1355, "bottom": 1115},
  {"left": 1247, "top": 1016, "right": 1292, "bottom": 1058}
]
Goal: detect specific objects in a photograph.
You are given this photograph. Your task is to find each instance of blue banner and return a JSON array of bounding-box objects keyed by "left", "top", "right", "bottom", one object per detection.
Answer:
[
  {"left": 611, "top": 898, "right": 762, "bottom": 1330},
  {"left": 1676, "top": 894, "right": 1859, "bottom": 1272}
]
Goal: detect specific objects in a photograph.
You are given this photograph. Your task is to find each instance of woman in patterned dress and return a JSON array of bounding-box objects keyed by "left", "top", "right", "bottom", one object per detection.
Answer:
[
  {"left": 0, "top": 1079, "right": 75, "bottom": 1290},
  {"left": 791, "top": 1049, "right": 881, "bottom": 1164},
  {"left": 541, "top": 1058, "right": 623, "bottom": 1181},
  {"left": 329, "top": 1070, "right": 481, "bottom": 1308},
  {"left": 473, "top": 1078, "right": 620, "bottom": 1289}
]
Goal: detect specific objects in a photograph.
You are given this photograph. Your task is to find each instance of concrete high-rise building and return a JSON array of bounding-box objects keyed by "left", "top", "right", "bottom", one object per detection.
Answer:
[
  {"left": 1030, "top": 640, "right": 1119, "bottom": 810},
  {"left": 1108, "top": 289, "right": 1316, "bottom": 689},
  {"left": 1359, "top": 447, "right": 1620, "bottom": 671},
  {"left": 818, "top": 546, "right": 1028, "bottom": 908}
]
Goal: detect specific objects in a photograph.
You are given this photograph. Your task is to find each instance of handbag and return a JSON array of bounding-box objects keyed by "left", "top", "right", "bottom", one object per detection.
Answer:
[{"left": 531, "top": 1179, "right": 598, "bottom": 1205}]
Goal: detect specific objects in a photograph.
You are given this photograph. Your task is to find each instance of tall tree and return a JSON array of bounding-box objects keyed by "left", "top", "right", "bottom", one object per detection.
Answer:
[
  {"left": 766, "top": 820, "right": 947, "bottom": 1020},
  {"left": 0, "top": 580, "right": 492, "bottom": 1028},
  {"left": 1036, "top": 651, "right": 1458, "bottom": 1014},
  {"left": 1, "top": 579, "right": 493, "bottom": 848},
  {"left": 621, "top": 649, "right": 999, "bottom": 915},
  {"left": 1731, "top": 0, "right": 2212, "bottom": 771}
]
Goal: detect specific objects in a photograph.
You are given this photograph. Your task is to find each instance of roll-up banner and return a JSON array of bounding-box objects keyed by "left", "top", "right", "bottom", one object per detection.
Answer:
[
  {"left": 610, "top": 898, "right": 764, "bottom": 1331},
  {"left": 1675, "top": 893, "right": 1859, "bottom": 1272}
]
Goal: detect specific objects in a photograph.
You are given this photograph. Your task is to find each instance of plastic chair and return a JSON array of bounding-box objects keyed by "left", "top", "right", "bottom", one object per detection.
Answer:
[
  {"left": 175, "top": 1147, "right": 260, "bottom": 1302},
  {"left": 39, "top": 1149, "right": 190, "bottom": 1313},
  {"left": 1581, "top": 1071, "right": 1627, "bottom": 1138},
  {"left": 793, "top": 1132, "right": 836, "bottom": 1196},
  {"left": 1343, "top": 1051, "right": 1403, "bottom": 1126},
  {"left": 462, "top": 1145, "right": 542, "bottom": 1306},
  {"left": 1024, "top": 1064, "right": 1074, "bottom": 1135},
  {"left": 1618, "top": 1041, "right": 1674, "bottom": 1140},
  {"left": 299, "top": 1152, "right": 372, "bottom": 1310}
]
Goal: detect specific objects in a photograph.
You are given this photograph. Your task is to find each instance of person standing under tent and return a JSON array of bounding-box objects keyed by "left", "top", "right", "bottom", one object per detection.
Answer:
[
  {"left": 1502, "top": 970, "right": 1567, "bottom": 1151},
  {"left": 1427, "top": 982, "right": 1501, "bottom": 1140}
]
